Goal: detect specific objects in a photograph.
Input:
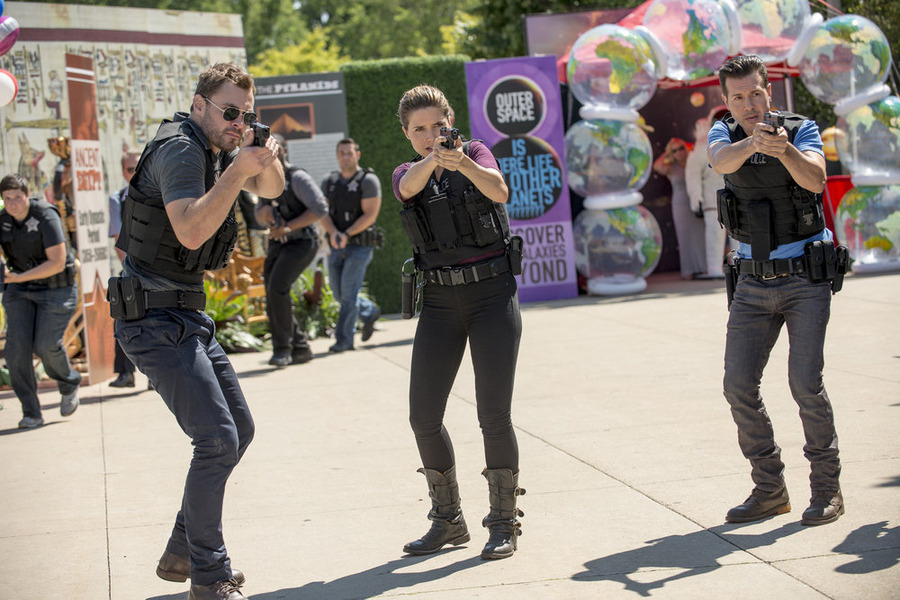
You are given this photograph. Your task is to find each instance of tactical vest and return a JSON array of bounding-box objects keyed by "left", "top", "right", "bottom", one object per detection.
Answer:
[
  {"left": 268, "top": 164, "right": 309, "bottom": 222},
  {"left": 116, "top": 118, "right": 238, "bottom": 284},
  {"left": 0, "top": 199, "right": 76, "bottom": 288},
  {"left": 399, "top": 141, "right": 510, "bottom": 270},
  {"left": 324, "top": 168, "right": 373, "bottom": 231},
  {"left": 718, "top": 112, "right": 825, "bottom": 259}
]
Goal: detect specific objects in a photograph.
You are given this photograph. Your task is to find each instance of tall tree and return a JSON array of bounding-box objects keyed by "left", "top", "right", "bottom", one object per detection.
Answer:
[{"left": 295, "top": 0, "right": 478, "bottom": 61}]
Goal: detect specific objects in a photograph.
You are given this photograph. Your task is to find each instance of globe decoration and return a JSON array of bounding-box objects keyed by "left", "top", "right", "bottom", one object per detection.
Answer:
[
  {"left": 564, "top": 119, "right": 652, "bottom": 209},
  {"left": 734, "top": 0, "right": 810, "bottom": 63},
  {"left": 796, "top": 14, "right": 892, "bottom": 106},
  {"left": 835, "top": 95, "right": 900, "bottom": 184},
  {"left": 641, "top": 0, "right": 735, "bottom": 82},
  {"left": 567, "top": 24, "right": 659, "bottom": 113},
  {"left": 835, "top": 185, "right": 900, "bottom": 272},
  {"left": 573, "top": 205, "right": 662, "bottom": 294}
]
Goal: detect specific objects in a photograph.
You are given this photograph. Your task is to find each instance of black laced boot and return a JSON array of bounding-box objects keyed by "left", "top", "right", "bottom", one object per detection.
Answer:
[
  {"left": 403, "top": 465, "right": 470, "bottom": 555},
  {"left": 481, "top": 468, "right": 525, "bottom": 560}
]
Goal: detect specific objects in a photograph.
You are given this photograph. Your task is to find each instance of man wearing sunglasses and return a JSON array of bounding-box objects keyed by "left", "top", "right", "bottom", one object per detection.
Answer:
[{"left": 113, "top": 62, "right": 283, "bottom": 600}]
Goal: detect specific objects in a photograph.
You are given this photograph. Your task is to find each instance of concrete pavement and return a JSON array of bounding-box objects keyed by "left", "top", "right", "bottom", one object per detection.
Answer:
[{"left": 0, "top": 271, "right": 898, "bottom": 600}]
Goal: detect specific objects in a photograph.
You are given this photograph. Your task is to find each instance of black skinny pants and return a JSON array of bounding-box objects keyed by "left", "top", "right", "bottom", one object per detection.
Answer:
[
  {"left": 263, "top": 237, "right": 318, "bottom": 352},
  {"left": 409, "top": 272, "right": 522, "bottom": 473}
]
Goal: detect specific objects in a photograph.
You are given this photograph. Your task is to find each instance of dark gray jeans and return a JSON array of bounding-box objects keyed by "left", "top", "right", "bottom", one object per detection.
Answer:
[
  {"left": 724, "top": 273, "right": 840, "bottom": 494},
  {"left": 115, "top": 308, "right": 254, "bottom": 585}
]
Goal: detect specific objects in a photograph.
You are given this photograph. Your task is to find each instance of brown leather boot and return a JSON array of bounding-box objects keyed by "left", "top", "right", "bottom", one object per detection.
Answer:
[
  {"left": 188, "top": 579, "right": 245, "bottom": 600},
  {"left": 481, "top": 468, "right": 525, "bottom": 560},
  {"left": 403, "top": 466, "right": 470, "bottom": 555},
  {"left": 726, "top": 487, "right": 791, "bottom": 523},
  {"left": 156, "top": 550, "right": 245, "bottom": 585}
]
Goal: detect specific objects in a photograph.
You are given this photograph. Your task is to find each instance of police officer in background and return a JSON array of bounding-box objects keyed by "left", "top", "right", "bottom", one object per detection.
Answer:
[
  {"left": 321, "top": 138, "right": 382, "bottom": 352},
  {"left": 255, "top": 134, "right": 328, "bottom": 367},
  {"left": 393, "top": 85, "right": 525, "bottom": 560},
  {"left": 708, "top": 55, "right": 847, "bottom": 527},
  {"left": 112, "top": 63, "right": 283, "bottom": 600},
  {"left": 107, "top": 148, "right": 141, "bottom": 388},
  {"left": 0, "top": 173, "right": 81, "bottom": 429}
]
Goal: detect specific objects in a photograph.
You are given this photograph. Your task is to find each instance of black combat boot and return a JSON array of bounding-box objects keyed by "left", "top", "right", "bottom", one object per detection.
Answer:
[
  {"left": 403, "top": 466, "right": 470, "bottom": 555},
  {"left": 481, "top": 468, "right": 525, "bottom": 560}
]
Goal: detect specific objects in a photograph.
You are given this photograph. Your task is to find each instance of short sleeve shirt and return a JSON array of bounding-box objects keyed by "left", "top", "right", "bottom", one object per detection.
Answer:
[
  {"left": 708, "top": 118, "right": 830, "bottom": 259},
  {"left": 0, "top": 199, "right": 68, "bottom": 274},
  {"left": 392, "top": 140, "right": 499, "bottom": 202}
]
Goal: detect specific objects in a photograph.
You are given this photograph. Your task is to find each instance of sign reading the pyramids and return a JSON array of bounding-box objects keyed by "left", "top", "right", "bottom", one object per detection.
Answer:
[{"left": 255, "top": 72, "right": 349, "bottom": 186}]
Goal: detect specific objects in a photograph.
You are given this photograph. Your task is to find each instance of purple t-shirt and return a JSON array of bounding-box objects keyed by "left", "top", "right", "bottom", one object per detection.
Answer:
[{"left": 392, "top": 140, "right": 500, "bottom": 202}]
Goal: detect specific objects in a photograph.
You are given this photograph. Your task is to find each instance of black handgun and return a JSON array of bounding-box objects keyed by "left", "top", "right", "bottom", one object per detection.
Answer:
[
  {"left": 763, "top": 111, "right": 784, "bottom": 130},
  {"left": 250, "top": 122, "right": 270, "bottom": 147},
  {"left": 440, "top": 126, "right": 459, "bottom": 149}
]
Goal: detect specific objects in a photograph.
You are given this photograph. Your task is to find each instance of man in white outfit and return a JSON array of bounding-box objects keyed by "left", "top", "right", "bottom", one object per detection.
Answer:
[{"left": 685, "top": 116, "right": 730, "bottom": 279}]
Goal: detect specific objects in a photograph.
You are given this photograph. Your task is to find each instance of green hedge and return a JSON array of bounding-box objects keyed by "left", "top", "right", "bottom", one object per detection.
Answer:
[{"left": 341, "top": 55, "right": 470, "bottom": 314}]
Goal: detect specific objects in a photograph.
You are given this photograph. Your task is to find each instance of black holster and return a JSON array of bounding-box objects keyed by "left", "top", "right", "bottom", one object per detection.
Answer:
[
  {"left": 804, "top": 241, "right": 850, "bottom": 294},
  {"left": 108, "top": 276, "right": 146, "bottom": 320},
  {"left": 724, "top": 252, "right": 738, "bottom": 310},
  {"left": 401, "top": 258, "right": 422, "bottom": 320}
]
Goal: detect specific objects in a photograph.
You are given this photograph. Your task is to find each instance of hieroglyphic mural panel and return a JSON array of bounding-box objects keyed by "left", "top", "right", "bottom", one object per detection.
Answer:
[{"left": 1, "top": 2, "right": 246, "bottom": 200}]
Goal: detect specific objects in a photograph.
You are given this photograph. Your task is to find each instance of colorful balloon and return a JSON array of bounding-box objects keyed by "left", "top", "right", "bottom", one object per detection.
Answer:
[
  {"left": 0, "top": 15, "right": 18, "bottom": 57},
  {"left": 0, "top": 68, "right": 17, "bottom": 106}
]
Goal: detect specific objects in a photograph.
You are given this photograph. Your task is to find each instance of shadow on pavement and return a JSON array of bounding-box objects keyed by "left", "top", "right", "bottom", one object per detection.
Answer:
[
  {"left": 571, "top": 522, "right": 802, "bottom": 596},
  {"left": 148, "top": 550, "right": 483, "bottom": 600}
]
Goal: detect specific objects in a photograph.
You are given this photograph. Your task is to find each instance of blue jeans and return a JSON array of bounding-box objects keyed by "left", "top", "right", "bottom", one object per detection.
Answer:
[
  {"left": 327, "top": 244, "right": 375, "bottom": 349},
  {"left": 115, "top": 308, "right": 254, "bottom": 585},
  {"left": 2, "top": 283, "right": 81, "bottom": 419},
  {"left": 724, "top": 273, "right": 840, "bottom": 494}
]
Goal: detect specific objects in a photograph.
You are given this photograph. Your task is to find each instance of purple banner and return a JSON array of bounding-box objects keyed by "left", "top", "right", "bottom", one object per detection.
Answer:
[{"left": 466, "top": 56, "right": 577, "bottom": 302}]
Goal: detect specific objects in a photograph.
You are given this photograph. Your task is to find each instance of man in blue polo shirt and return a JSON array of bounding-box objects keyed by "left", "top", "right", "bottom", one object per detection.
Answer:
[{"left": 708, "top": 54, "right": 845, "bottom": 527}]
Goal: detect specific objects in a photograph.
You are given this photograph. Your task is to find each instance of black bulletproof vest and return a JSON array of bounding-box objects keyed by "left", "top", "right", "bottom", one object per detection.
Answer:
[
  {"left": 0, "top": 199, "right": 75, "bottom": 288},
  {"left": 720, "top": 112, "right": 825, "bottom": 253},
  {"left": 399, "top": 141, "right": 510, "bottom": 270},
  {"left": 324, "top": 168, "right": 371, "bottom": 231},
  {"left": 116, "top": 117, "right": 238, "bottom": 284},
  {"left": 267, "top": 164, "right": 309, "bottom": 221}
]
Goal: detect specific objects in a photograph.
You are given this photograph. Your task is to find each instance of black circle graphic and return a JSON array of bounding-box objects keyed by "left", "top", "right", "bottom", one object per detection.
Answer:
[{"left": 485, "top": 77, "right": 546, "bottom": 137}]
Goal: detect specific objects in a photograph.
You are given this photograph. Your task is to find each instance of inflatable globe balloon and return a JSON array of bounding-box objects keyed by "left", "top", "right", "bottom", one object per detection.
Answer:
[
  {"left": 573, "top": 205, "right": 662, "bottom": 291},
  {"left": 734, "top": 0, "right": 810, "bottom": 63},
  {"left": 567, "top": 24, "right": 659, "bottom": 111},
  {"left": 565, "top": 119, "right": 652, "bottom": 203},
  {"left": 835, "top": 95, "right": 900, "bottom": 182},
  {"left": 642, "top": 0, "right": 734, "bottom": 81},
  {"left": 0, "top": 68, "right": 16, "bottom": 106},
  {"left": 835, "top": 185, "right": 900, "bottom": 272},
  {"left": 797, "top": 15, "right": 892, "bottom": 106},
  {"left": 0, "top": 15, "right": 17, "bottom": 57}
]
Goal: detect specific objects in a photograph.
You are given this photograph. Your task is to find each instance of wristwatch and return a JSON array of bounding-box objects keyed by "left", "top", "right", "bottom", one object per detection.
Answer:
[{"left": 284, "top": 224, "right": 291, "bottom": 233}]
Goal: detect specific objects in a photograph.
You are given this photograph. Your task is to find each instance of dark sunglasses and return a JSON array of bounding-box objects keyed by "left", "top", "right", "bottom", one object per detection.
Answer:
[{"left": 203, "top": 96, "right": 257, "bottom": 125}]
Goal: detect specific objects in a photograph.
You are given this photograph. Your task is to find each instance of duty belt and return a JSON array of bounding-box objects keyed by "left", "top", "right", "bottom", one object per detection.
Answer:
[
  {"left": 424, "top": 255, "right": 511, "bottom": 286},
  {"left": 736, "top": 256, "right": 806, "bottom": 280},
  {"left": 280, "top": 225, "right": 317, "bottom": 242},
  {"left": 144, "top": 289, "right": 206, "bottom": 310}
]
